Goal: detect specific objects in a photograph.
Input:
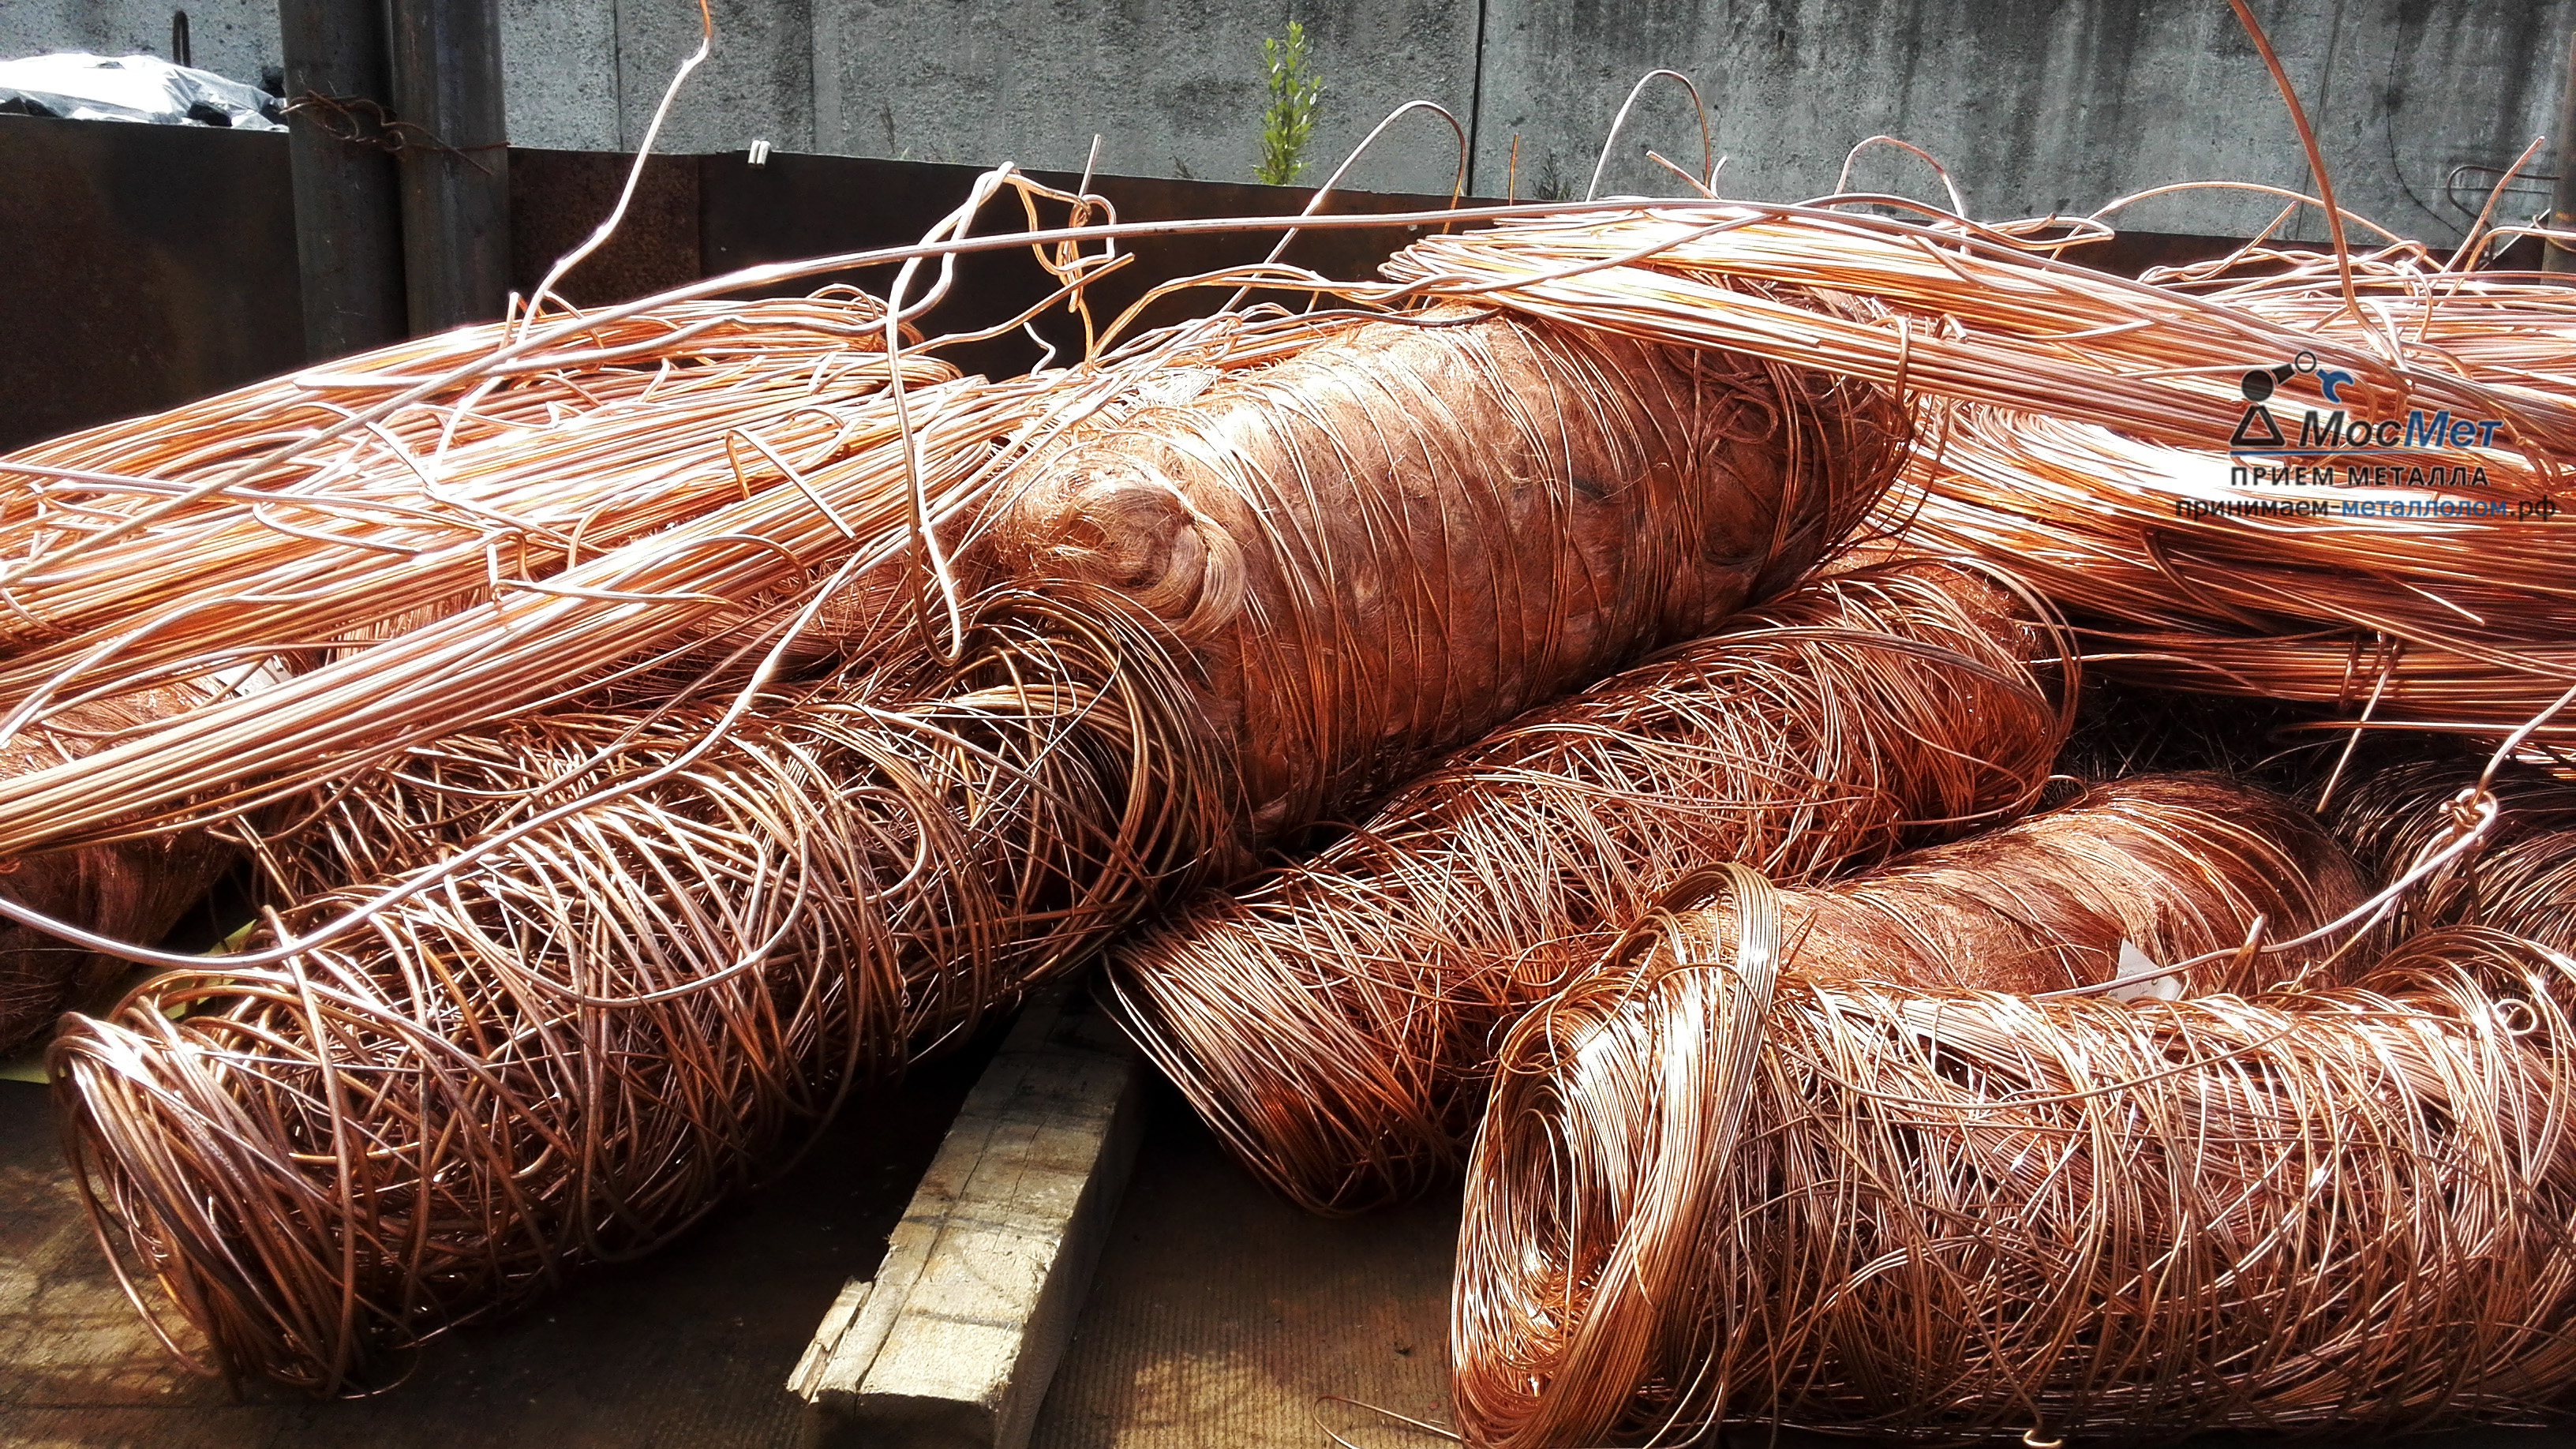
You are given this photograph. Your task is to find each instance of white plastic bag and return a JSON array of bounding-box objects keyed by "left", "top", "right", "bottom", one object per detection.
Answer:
[{"left": 0, "top": 52, "right": 284, "bottom": 130}]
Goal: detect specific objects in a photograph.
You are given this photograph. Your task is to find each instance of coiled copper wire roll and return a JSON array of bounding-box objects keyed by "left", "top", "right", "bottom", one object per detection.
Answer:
[
  {"left": 1669, "top": 772, "right": 2372, "bottom": 1000},
  {"left": 2332, "top": 751, "right": 2576, "bottom": 954},
  {"left": 49, "top": 588, "right": 1229, "bottom": 1391},
  {"left": 1458, "top": 885, "right": 2576, "bottom": 1447},
  {"left": 1107, "top": 557, "right": 2071, "bottom": 1214},
  {"left": 38, "top": 294, "right": 1906, "bottom": 1392}
]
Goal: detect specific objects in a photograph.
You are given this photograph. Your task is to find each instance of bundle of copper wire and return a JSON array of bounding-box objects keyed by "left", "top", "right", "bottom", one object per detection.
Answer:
[
  {"left": 0, "top": 286, "right": 1058, "bottom": 1060},
  {"left": 2332, "top": 750, "right": 2576, "bottom": 953},
  {"left": 0, "top": 683, "right": 237, "bottom": 1052},
  {"left": 51, "top": 586, "right": 1226, "bottom": 1389},
  {"left": 1661, "top": 772, "right": 2372, "bottom": 1000},
  {"left": 34, "top": 190, "right": 1910, "bottom": 1387},
  {"left": 1108, "top": 557, "right": 2069, "bottom": 1213},
  {"left": 1899, "top": 399, "right": 2576, "bottom": 737},
  {"left": 0, "top": 346, "right": 1056, "bottom": 859},
  {"left": 1344, "top": 205, "right": 2576, "bottom": 736},
  {"left": 1458, "top": 885, "right": 2576, "bottom": 1447}
]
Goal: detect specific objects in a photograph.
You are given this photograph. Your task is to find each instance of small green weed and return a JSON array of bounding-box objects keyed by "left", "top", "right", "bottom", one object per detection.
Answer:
[{"left": 1256, "top": 21, "right": 1323, "bottom": 185}]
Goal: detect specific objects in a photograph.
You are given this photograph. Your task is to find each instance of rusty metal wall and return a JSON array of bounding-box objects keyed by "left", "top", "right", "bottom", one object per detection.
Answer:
[{"left": 0, "top": 119, "right": 1484, "bottom": 452}]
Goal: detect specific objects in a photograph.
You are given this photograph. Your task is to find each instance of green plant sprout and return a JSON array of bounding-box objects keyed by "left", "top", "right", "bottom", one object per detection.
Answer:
[{"left": 1256, "top": 21, "right": 1323, "bottom": 185}]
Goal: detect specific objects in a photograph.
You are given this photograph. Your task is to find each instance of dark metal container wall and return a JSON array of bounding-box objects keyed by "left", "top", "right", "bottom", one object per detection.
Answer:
[
  {"left": 1, "top": 114, "right": 305, "bottom": 454},
  {"left": 5, "top": 111, "right": 2545, "bottom": 455}
]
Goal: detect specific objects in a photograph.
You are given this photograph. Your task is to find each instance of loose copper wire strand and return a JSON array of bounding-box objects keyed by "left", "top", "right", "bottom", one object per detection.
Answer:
[
  {"left": 1458, "top": 915, "right": 2576, "bottom": 1447},
  {"left": 1106, "top": 558, "right": 2069, "bottom": 1214}
]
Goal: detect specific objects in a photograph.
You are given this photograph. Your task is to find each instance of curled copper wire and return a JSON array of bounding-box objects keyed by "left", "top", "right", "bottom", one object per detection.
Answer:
[
  {"left": 1106, "top": 557, "right": 2071, "bottom": 1214},
  {"left": 48, "top": 587, "right": 1227, "bottom": 1391},
  {"left": 1676, "top": 772, "right": 2373, "bottom": 1000},
  {"left": 2331, "top": 749, "right": 2576, "bottom": 953},
  {"left": 34, "top": 287, "right": 1907, "bottom": 1391},
  {"left": 1342, "top": 206, "right": 2576, "bottom": 740},
  {"left": 1902, "top": 407, "right": 2576, "bottom": 738},
  {"left": 1458, "top": 897, "right": 2576, "bottom": 1447},
  {"left": 0, "top": 683, "right": 239, "bottom": 1051}
]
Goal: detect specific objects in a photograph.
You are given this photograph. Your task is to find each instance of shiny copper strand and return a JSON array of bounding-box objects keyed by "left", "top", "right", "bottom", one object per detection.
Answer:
[
  {"left": 1107, "top": 558, "right": 2069, "bottom": 1214},
  {"left": 2330, "top": 751, "right": 2576, "bottom": 953},
  {"left": 48, "top": 588, "right": 1229, "bottom": 1391},
  {"left": 1459, "top": 912, "right": 2576, "bottom": 1447}
]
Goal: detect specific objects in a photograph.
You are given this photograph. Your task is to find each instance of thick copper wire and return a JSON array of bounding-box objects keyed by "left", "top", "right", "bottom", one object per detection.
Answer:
[
  {"left": 1106, "top": 558, "right": 2069, "bottom": 1214},
  {"left": 1458, "top": 909, "right": 2576, "bottom": 1447}
]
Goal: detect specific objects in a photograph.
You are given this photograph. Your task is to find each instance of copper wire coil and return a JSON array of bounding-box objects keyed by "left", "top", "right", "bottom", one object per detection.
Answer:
[
  {"left": 37, "top": 289, "right": 1904, "bottom": 1391},
  {"left": 1345, "top": 207, "right": 2576, "bottom": 741},
  {"left": 1900, "top": 409, "right": 2576, "bottom": 739},
  {"left": 1676, "top": 771, "right": 2373, "bottom": 1000},
  {"left": 1106, "top": 557, "right": 2070, "bottom": 1215},
  {"left": 1458, "top": 895, "right": 2576, "bottom": 1447},
  {"left": 48, "top": 588, "right": 1226, "bottom": 1392},
  {"left": 2331, "top": 751, "right": 2576, "bottom": 954}
]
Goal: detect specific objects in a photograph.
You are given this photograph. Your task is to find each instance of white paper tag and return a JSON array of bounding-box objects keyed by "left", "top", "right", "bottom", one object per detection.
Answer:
[{"left": 2104, "top": 938, "right": 2182, "bottom": 1002}]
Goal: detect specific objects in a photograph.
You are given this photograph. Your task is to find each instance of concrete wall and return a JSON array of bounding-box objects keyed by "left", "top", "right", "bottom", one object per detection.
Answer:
[
  {"left": 1, "top": 0, "right": 283, "bottom": 87},
  {"left": 1481, "top": 0, "right": 2571, "bottom": 242},
  {"left": 809, "top": 0, "right": 1477, "bottom": 197},
  {"left": 5, "top": 1, "right": 2567, "bottom": 243}
]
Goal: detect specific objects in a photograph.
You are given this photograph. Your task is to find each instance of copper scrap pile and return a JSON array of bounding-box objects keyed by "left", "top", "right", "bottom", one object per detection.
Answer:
[{"left": 4, "top": 140, "right": 2576, "bottom": 1449}]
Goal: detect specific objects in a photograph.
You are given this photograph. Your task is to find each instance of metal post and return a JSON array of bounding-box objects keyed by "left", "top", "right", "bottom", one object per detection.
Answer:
[
  {"left": 389, "top": 0, "right": 510, "bottom": 331},
  {"left": 2552, "top": 28, "right": 2576, "bottom": 274},
  {"left": 278, "top": 0, "right": 408, "bottom": 359}
]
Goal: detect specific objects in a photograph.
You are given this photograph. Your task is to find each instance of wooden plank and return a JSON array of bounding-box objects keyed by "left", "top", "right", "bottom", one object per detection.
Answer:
[{"left": 793, "top": 986, "right": 1145, "bottom": 1449}]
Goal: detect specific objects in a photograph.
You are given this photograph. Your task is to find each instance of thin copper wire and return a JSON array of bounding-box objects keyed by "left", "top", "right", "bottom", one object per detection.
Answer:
[
  {"left": 2331, "top": 749, "right": 2576, "bottom": 954},
  {"left": 1106, "top": 558, "right": 2069, "bottom": 1214},
  {"left": 1897, "top": 405, "right": 2576, "bottom": 737},
  {"left": 48, "top": 586, "right": 1230, "bottom": 1391},
  {"left": 1458, "top": 912, "right": 2576, "bottom": 1447},
  {"left": 1664, "top": 772, "right": 2372, "bottom": 1002},
  {"left": 28, "top": 242, "right": 1911, "bottom": 1389}
]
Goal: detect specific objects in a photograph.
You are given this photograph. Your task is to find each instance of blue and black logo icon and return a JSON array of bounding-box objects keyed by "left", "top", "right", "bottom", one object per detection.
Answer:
[{"left": 2230, "top": 350, "right": 2357, "bottom": 450}]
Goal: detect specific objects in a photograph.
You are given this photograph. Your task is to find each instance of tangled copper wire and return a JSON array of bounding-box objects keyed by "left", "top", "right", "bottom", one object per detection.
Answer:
[
  {"left": 1458, "top": 890, "right": 2576, "bottom": 1447},
  {"left": 1107, "top": 557, "right": 2069, "bottom": 1214},
  {"left": 0, "top": 355, "right": 1058, "bottom": 859},
  {"left": 2331, "top": 750, "right": 2576, "bottom": 953},
  {"left": 0, "top": 684, "right": 238, "bottom": 1052},
  {"left": 1342, "top": 205, "right": 2576, "bottom": 738},
  {"left": 1672, "top": 773, "right": 2373, "bottom": 1000},
  {"left": 49, "top": 586, "right": 1227, "bottom": 1390},
  {"left": 991, "top": 300, "right": 1901, "bottom": 852},
  {"left": 28, "top": 219, "right": 1911, "bottom": 1387}
]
